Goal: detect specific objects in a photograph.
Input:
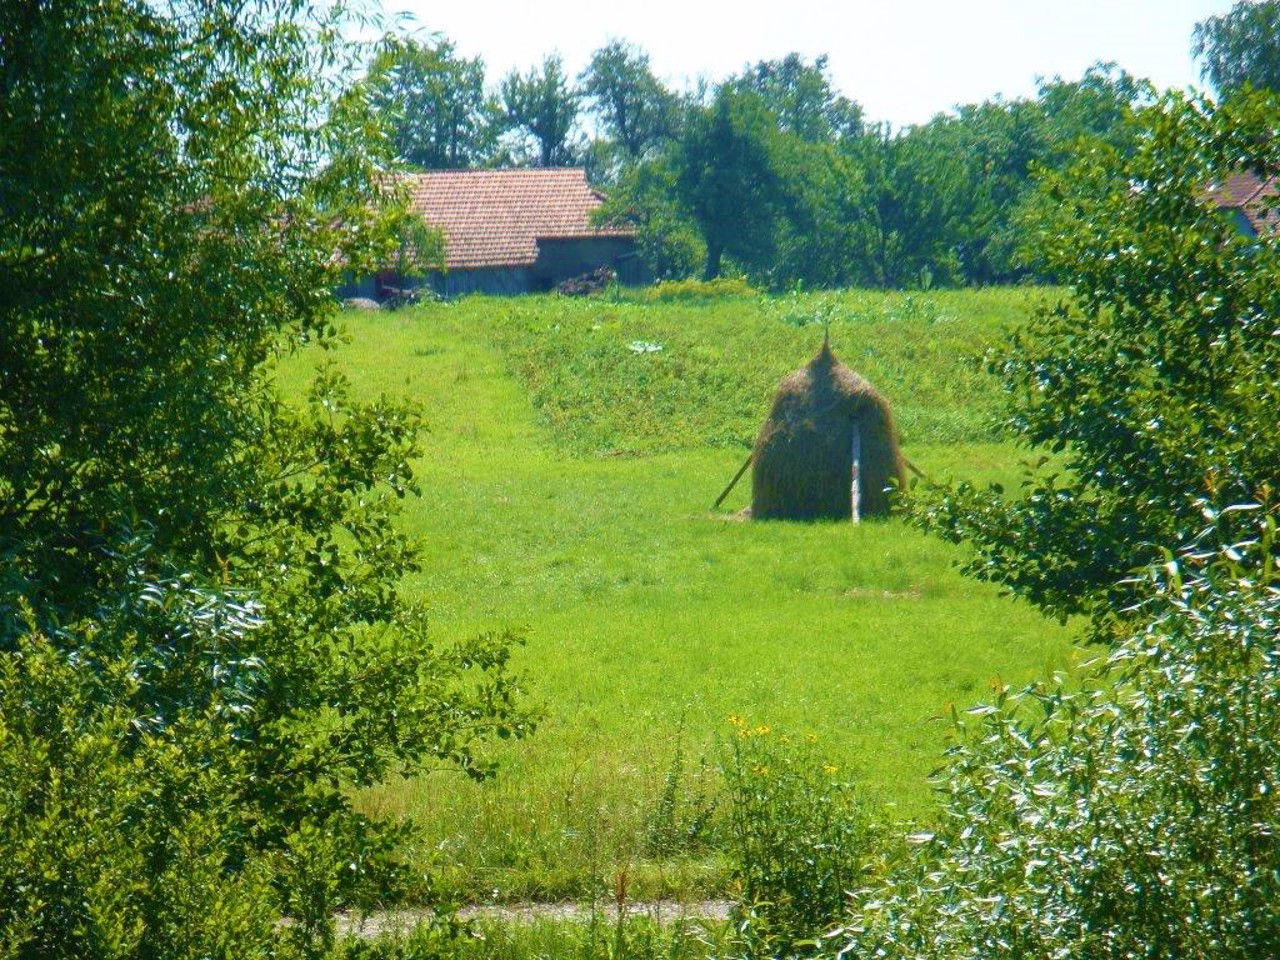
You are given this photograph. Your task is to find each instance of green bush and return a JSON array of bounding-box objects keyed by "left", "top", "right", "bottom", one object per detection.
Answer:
[
  {"left": 641, "top": 277, "right": 758, "bottom": 301},
  {"left": 840, "top": 507, "right": 1280, "bottom": 959},
  {"left": 907, "top": 90, "right": 1280, "bottom": 631},
  {"left": 720, "top": 720, "right": 874, "bottom": 956},
  {"left": 0, "top": 612, "right": 284, "bottom": 960}
]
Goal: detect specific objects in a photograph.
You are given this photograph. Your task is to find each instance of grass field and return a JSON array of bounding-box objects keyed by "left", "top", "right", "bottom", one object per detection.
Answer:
[{"left": 277, "top": 285, "right": 1081, "bottom": 904}]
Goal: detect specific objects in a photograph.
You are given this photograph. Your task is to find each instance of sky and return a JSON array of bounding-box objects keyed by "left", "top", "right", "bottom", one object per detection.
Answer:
[{"left": 387, "top": 0, "right": 1240, "bottom": 129}]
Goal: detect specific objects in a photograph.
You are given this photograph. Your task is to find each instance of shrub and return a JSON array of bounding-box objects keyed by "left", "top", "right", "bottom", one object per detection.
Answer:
[
  {"left": 642, "top": 277, "right": 758, "bottom": 301},
  {"left": 720, "top": 720, "right": 874, "bottom": 956},
  {"left": 840, "top": 507, "right": 1280, "bottom": 959},
  {"left": 0, "top": 607, "right": 283, "bottom": 960}
]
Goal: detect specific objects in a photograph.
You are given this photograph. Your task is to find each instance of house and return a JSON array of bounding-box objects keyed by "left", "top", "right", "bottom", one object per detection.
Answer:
[
  {"left": 1203, "top": 170, "right": 1279, "bottom": 237},
  {"left": 360, "top": 168, "right": 643, "bottom": 298}
]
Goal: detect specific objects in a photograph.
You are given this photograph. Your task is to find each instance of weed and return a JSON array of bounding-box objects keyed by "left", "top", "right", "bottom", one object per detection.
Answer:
[
  {"left": 644, "top": 746, "right": 719, "bottom": 858},
  {"left": 720, "top": 719, "right": 877, "bottom": 956}
]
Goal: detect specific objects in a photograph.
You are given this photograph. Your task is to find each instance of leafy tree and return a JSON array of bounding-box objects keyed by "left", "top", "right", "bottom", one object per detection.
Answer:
[
  {"left": 672, "top": 85, "right": 792, "bottom": 280},
  {"left": 365, "top": 34, "right": 496, "bottom": 169},
  {"left": 884, "top": 63, "right": 1148, "bottom": 286},
  {"left": 579, "top": 40, "right": 678, "bottom": 164},
  {"left": 732, "top": 53, "right": 863, "bottom": 143},
  {"left": 1194, "top": 0, "right": 1280, "bottom": 96},
  {"left": 0, "top": 0, "right": 532, "bottom": 953},
  {"left": 907, "top": 90, "right": 1280, "bottom": 629},
  {"left": 593, "top": 160, "right": 705, "bottom": 280},
  {"left": 1035, "top": 61, "right": 1150, "bottom": 162},
  {"left": 841, "top": 123, "right": 970, "bottom": 288},
  {"left": 841, "top": 515, "right": 1280, "bottom": 959},
  {"left": 768, "top": 137, "right": 866, "bottom": 289},
  {"left": 499, "top": 54, "right": 582, "bottom": 167}
]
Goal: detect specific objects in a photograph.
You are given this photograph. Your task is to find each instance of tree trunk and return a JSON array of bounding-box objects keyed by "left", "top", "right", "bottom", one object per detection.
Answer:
[{"left": 703, "top": 240, "right": 723, "bottom": 281}]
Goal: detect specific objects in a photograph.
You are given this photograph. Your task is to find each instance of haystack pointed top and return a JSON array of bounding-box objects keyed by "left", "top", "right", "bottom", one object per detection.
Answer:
[{"left": 812, "top": 333, "right": 838, "bottom": 371}]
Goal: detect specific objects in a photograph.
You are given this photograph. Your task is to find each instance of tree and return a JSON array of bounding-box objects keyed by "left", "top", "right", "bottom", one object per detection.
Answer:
[
  {"left": 732, "top": 53, "right": 863, "bottom": 143},
  {"left": 579, "top": 40, "right": 678, "bottom": 164},
  {"left": 841, "top": 123, "right": 970, "bottom": 288},
  {"left": 0, "top": 1, "right": 531, "bottom": 953},
  {"left": 672, "top": 85, "right": 792, "bottom": 280},
  {"left": 1194, "top": 0, "right": 1280, "bottom": 97},
  {"left": 592, "top": 160, "right": 705, "bottom": 280},
  {"left": 499, "top": 54, "right": 582, "bottom": 167},
  {"left": 907, "top": 90, "right": 1280, "bottom": 629},
  {"left": 366, "top": 34, "right": 496, "bottom": 169}
]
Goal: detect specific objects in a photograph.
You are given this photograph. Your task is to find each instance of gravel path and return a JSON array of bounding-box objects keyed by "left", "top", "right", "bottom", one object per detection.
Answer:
[{"left": 338, "top": 899, "right": 735, "bottom": 940}]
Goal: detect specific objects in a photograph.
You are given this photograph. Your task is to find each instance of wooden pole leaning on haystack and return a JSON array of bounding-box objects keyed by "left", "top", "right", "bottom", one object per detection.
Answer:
[{"left": 713, "top": 451, "right": 754, "bottom": 510}]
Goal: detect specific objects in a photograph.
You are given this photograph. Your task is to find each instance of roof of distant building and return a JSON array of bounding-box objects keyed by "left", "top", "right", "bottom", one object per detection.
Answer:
[
  {"left": 399, "top": 168, "right": 632, "bottom": 271},
  {"left": 1203, "top": 170, "right": 1279, "bottom": 236}
]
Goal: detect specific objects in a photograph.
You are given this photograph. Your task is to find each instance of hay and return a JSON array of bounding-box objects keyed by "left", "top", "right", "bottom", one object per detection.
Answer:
[{"left": 751, "top": 340, "right": 906, "bottom": 520}]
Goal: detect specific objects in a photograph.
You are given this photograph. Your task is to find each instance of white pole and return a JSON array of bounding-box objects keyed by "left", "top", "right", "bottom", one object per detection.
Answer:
[{"left": 850, "top": 421, "right": 862, "bottom": 524}]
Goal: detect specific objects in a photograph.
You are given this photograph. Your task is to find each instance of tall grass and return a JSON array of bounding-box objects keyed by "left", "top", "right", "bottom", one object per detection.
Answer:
[{"left": 276, "top": 287, "right": 1079, "bottom": 904}]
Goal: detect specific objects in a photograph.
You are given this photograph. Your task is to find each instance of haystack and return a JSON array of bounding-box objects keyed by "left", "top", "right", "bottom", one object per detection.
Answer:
[{"left": 751, "top": 340, "right": 905, "bottom": 520}]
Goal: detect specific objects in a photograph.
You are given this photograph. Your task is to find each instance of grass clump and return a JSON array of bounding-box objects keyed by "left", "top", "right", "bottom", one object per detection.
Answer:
[{"left": 642, "top": 277, "right": 759, "bottom": 301}]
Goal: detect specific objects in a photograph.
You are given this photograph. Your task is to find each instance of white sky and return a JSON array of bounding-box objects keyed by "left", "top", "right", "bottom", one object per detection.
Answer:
[{"left": 386, "top": 0, "right": 1240, "bottom": 129}]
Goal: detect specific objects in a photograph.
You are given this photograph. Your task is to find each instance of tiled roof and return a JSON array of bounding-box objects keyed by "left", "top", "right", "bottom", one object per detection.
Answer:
[
  {"left": 1204, "top": 170, "right": 1279, "bottom": 235},
  {"left": 401, "top": 168, "right": 632, "bottom": 270}
]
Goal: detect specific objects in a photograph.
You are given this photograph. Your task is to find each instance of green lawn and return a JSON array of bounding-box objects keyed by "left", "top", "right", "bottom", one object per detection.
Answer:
[{"left": 277, "top": 286, "right": 1080, "bottom": 903}]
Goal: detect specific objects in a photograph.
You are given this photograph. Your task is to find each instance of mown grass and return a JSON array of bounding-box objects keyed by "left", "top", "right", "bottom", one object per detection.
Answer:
[{"left": 277, "top": 286, "right": 1079, "bottom": 904}]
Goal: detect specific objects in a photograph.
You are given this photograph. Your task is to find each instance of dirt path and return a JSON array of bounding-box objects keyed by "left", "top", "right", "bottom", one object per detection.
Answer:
[{"left": 338, "top": 899, "right": 735, "bottom": 939}]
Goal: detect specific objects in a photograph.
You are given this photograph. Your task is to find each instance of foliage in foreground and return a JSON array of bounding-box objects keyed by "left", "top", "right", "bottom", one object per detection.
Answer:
[
  {"left": 840, "top": 508, "right": 1280, "bottom": 959},
  {"left": 909, "top": 90, "right": 1280, "bottom": 630},
  {"left": 0, "top": 2, "right": 531, "bottom": 956},
  {"left": 720, "top": 721, "right": 875, "bottom": 957}
]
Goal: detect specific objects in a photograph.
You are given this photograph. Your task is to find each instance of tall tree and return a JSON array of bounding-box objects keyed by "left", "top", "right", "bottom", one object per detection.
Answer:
[
  {"left": 366, "top": 34, "right": 496, "bottom": 169},
  {"left": 908, "top": 90, "right": 1280, "bottom": 631},
  {"left": 500, "top": 54, "right": 581, "bottom": 166},
  {"left": 1193, "top": 0, "right": 1280, "bottom": 97},
  {"left": 580, "top": 40, "right": 678, "bottom": 163},
  {"left": 0, "top": 0, "right": 530, "bottom": 951},
  {"left": 733, "top": 53, "right": 863, "bottom": 143},
  {"left": 672, "top": 85, "right": 789, "bottom": 280},
  {"left": 841, "top": 123, "right": 970, "bottom": 288}
]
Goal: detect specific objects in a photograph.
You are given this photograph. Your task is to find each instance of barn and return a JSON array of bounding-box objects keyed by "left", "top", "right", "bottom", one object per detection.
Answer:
[{"left": 349, "top": 168, "right": 643, "bottom": 299}]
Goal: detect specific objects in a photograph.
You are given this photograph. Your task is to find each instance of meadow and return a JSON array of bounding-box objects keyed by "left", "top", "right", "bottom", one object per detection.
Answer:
[{"left": 277, "top": 284, "right": 1081, "bottom": 905}]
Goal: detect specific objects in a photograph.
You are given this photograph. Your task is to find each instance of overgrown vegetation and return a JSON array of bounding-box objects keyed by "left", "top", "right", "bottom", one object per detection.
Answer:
[
  {"left": 0, "top": 2, "right": 530, "bottom": 955},
  {"left": 840, "top": 512, "right": 1280, "bottom": 959},
  {"left": 720, "top": 721, "right": 876, "bottom": 956},
  {"left": 908, "top": 90, "right": 1280, "bottom": 633}
]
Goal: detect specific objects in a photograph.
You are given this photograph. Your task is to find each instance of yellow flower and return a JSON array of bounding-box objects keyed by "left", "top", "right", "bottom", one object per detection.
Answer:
[
  {"left": 754, "top": 724, "right": 771, "bottom": 736},
  {"left": 823, "top": 763, "right": 839, "bottom": 775},
  {"left": 727, "top": 714, "right": 745, "bottom": 727}
]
